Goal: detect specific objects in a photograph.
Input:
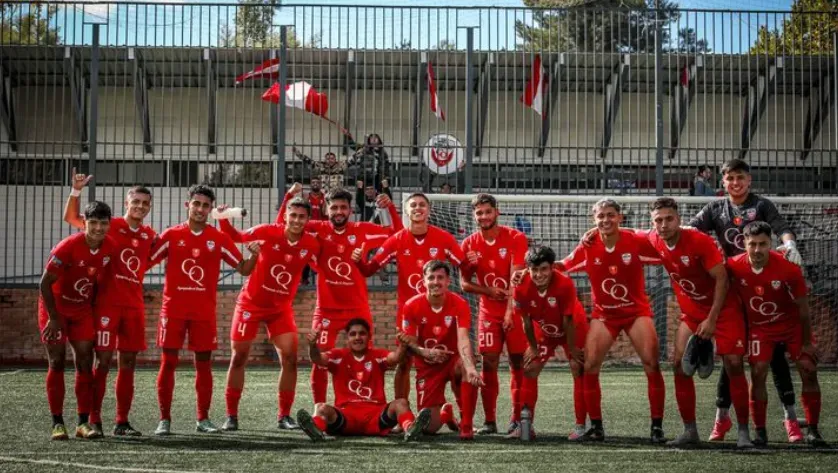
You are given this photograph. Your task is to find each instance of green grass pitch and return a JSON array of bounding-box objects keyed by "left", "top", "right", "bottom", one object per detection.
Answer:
[{"left": 0, "top": 367, "right": 835, "bottom": 472}]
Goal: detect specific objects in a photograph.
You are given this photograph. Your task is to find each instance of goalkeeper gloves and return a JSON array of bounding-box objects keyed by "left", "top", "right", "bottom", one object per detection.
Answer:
[{"left": 778, "top": 240, "right": 803, "bottom": 267}]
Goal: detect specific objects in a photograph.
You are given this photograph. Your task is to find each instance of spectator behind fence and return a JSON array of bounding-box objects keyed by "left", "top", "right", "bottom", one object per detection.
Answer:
[
  {"left": 356, "top": 179, "right": 393, "bottom": 225},
  {"left": 292, "top": 145, "right": 347, "bottom": 192},
  {"left": 347, "top": 133, "right": 390, "bottom": 192},
  {"left": 690, "top": 164, "right": 716, "bottom": 196}
]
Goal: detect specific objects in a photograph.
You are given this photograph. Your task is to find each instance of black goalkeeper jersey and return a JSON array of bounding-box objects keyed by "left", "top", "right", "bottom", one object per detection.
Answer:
[{"left": 687, "top": 193, "right": 792, "bottom": 257}]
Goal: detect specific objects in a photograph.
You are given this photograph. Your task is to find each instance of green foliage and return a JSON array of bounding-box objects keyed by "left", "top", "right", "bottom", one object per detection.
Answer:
[
  {"left": 0, "top": 3, "right": 61, "bottom": 45},
  {"left": 750, "top": 0, "right": 836, "bottom": 55}
]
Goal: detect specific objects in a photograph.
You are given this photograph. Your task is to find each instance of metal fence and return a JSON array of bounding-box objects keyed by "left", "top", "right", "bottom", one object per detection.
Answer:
[{"left": 0, "top": 1, "right": 836, "bottom": 284}]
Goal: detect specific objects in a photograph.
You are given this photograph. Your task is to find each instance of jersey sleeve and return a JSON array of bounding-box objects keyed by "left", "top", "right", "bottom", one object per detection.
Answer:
[
  {"left": 45, "top": 238, "right": 74, "bottom": 275},
  {"left": 238, "top": 223, "right": 281, "bottom": 243},
  {"left": 456, "top": 296, "right": 472, "bottom": 330},
  {"left": 687, "top": 202, "right": 715, "bottom": 233},
  {"left": 369, "top": 232, "right": 400, "bottom": 266},
  {"left": 761, "top": 198, "right": 792, "bottom": 238},
  {"left": 697, "top": 232, "right": 725, "bottom": 271},
  {"left": 560, "top": 243, "right": 587, "bottom": 273},
  {"left": 511, "top": 230, "right": 528, "bottom": 267},
  {"left": 512, "top": 283, "right": 529, "bottom": 318},
  {"left": 219, "top": 233, "right": 244, "bottom": 268},
  {"left": 635, "top": 232, "right": 662, "bottom": 264},
  {"left": 357, "top": 221, "right": 394, "bottom": 248},
  {"left": 401, "top": 302, "right": 419, "bottom": 335},
  {"left": 443, "top": 232, "right": 465, "bottom": 267},
  {"left": 148, "top": 228, "right": 172, "bottom": 268},
  {"left": 786, "top": 263, "right": 809, "bottom": 300},
  {"left": 557, "top": 277, "right": 581, "bottom": 317},
  {"left": 324, "top": 349, "right": 342, "bottom": 374}
]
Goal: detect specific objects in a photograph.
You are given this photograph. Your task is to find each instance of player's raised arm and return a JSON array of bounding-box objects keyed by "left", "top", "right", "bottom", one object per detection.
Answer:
[
  {"left": 63, "top": 167, "right": 92, "bottom": 230},
  {"left": 386, "top": 339, "right": 410, "bottom": 368},
  {"left": 376, "top": 192, "right": 404, "bottom": 232},
  {"left": 306, "top": 328, "right": 329, "bottom": 366},
  {"left": 557, "top": 243, "right": 587, "bottom": 273},
  {"left": 353, "top": 233, "right": 397, "bottom": 276}
]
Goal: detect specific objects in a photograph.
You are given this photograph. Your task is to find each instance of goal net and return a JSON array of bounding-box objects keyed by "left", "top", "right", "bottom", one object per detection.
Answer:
[{"left": 424, "top": 194, "right": 838, "bottom": 367}]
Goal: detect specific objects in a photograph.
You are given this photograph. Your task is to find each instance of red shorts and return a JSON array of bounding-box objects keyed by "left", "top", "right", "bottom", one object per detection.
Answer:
[
  {"left": 748, "top": 326, "right": 812, "bottom": 363},
  {"left": 477, "top": 315, "right": 528, "bottom": 356},
  {"left": 535, "top": 319, "right": 589, "bottom": 364},
  {"left": 330, "top": 403, "right": 395, "bottom": 436},
  {"left": 93, "top": 305, "right": 147, "bottom": 352},
  {"left": 594, "top": 312, "right": 651, "bottom": 340},
  {"left": 312, "top": 307, "right": 372, "bottom": 351},
  {"left": 38, "top": 300, "right": 94, "bottom": 344},
  {"left": 231, "top": 305, "right": 297, "bottom": 342},
  {"left": 682, "top": 306, "right": 746, "bottom": 356},
  {"left": 157, "top": 315, "right": 217, "bottom": 352},
  {"left": 415, "top": 357, "right": 459, "bottom": 409}
]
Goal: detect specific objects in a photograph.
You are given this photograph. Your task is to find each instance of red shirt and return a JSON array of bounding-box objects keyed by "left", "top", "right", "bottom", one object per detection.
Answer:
[
  {"left": 148, "top": 223, "right": 243, "bottom": 320},
  {"left": 228, "top": 223, "right": 320, "bottom": 313},
  {"left": 96, "top": 217, "right": 156, "bottom": 310},
  {"left": 326, "top": 347, "right": 391, "bottom": 407},
  {"left": 370, "top": 226, "right": 465, "bottom": 307},
  {"left": 461, "top": 226, "right": 528, "bottom": 321},
  {"left": 43, "top": 232, "right": 117, "bottom": 317},
  {"left": 727, "top": 251, "right": 808, "bottom": 335},
  {"left": 401, "top": 292, "right": 471, "bottom": 369},
  {"left": 561, "top": 229, "right": 659, "bottom": 320},
  {"left": 514, "top": 269, "right": 587, "bottom": 339},
  {"left": 644, "top": 228, "right": 739, "bottom": 319},
  {"left": 307, "top": 191, "right": 326, "bottom": 220}
]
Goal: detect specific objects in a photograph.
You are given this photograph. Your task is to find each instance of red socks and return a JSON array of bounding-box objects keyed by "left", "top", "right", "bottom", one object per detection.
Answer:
[
  {"left": 674, "top": 372, "right": 696, "bottom": 424},
  {"left": 480, "top": 368, "right": 499, "bottom": 423},
  {"left": 520, "top": 376, "right": 539, "bottom": 421},
  {"left": 572, "top": 374, "right": 587, "bottom": 425},
  {"left": 584, "top": 373, "right": 602, "bottom": 420},
  {"left": 313, "top": 415, "right": 327, "bottom": 431},
  {"left": 46, "top": 368, "right": 65, "bottom": 416},
  {"left": 398, "top": 412, "right": 416, "bottom": 431},
  {"left": 646, "top": 371, "right": 665, "bottom": 421},
  {"left": 510, "top": 367, "right": 523, "bottom": 421},
  {"left": 90, "top": 367, "right": 109, "bottom": 424},
  {"left": 278, "top": 390, "right": 295, "bottom": 419},
  {"left": 226, "top": 387, "right": 243, "bottom": 417},
  {"left": 194, "top": 359, "right": 213, "bottom": 421},
  {"left": 114, "top": 367, "right": 135, "bottom": 424},
  {"left": 311, "top": 366, "right": 328, "bottom": 405},
  {"left": 75, "top": 371, "right": 93, "bottom": 417},
  {"left": 459, "top": 382, "right": 478, "bottom": 431},
  {"left": 729, "top": 372, "right": 750, "bottom": 426},
  {"left": 750, "top": 399, "right": 768, "bottom": 429},
  {"left": 157, "top": 352, "right": 178, "bottom": 420},
  {"left": 801, "top": 391, "right": 821, "bottom": 427}
]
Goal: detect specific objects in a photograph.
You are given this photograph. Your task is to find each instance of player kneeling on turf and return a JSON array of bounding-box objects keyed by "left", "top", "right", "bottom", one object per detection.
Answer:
[
  {"left": 397, "top": 260, "right": 483, "bottom": 440},
  {"left": 298, "top": 318, "right": 432, "bottom": 442},
  {"left": 728, "top": 222, "right": 826, "bottom": 447}
]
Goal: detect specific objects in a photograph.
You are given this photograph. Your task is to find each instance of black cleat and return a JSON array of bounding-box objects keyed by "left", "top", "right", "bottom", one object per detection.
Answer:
[
  {"left": 476, "top": 421, "right": 498, "bottom": 435},
  {"left": 806, "top": 427, "right": 827, "bottom": 447},
  {"left": 278, "top": 415, "right": 300, "bottom": 430},
  {"left": 697, "top": 338, "right": 716, "bottom": 379},
  {"left": 753, "top": 427, "right": 769, "bottom": 447},
  {"left": 221, "top": 416, "right": 239, "bottom": 432},
  {"left": 650, "top": 426, "right": 666, "bottom": 444},
  {"left": 297, "top": 409, "right": 327, "bottom": 442},
  {"left": 681, "top": 335, "right": 701, "bottom": 377},
  {"left": 583, "top": 425, "right": 605, "bottom": 442},
  {"left": 507, "top": 420, "right": 520, "bottom": 435},
  {"left": 113, "top": 423, "right": 142, "bottom": 437}
]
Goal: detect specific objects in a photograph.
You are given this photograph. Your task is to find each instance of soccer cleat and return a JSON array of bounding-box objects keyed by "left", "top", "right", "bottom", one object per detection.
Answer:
[
  {"left": 650, "top": 426, "right": 666, "bottom": 444},
  {"left": 697, "top": 339, "right": 715, "bottom": 379},
  {"left": 506, "top": 420, "right": 520, "bottom": 435},
  {"left": 681, "top": 335, "right": 701, "bottom": 377},
  {"left": 297, "top": 409, "right": 327, "bottom": 442},
  {"left": 154, "top": 419, "right": 171, "bottom": 436},
  {"left": 196, "top": 419, "right": 221, "bottom": 434},
  {"left": 567, "top": 424, "right": 587, "bottom": 441},
  {"left": 278, "top": 415, "right": 300, "bottom": 430},
  {"left": 806, "top": 427, "right": 827, "bottom": 447},
  {"left": 221, "top": 416, "right": 239, "bottom": 432},
  {"left": 666, "top": 429, "right": 700, "bottom": 447},
  {"left": 504, "top": 425, "right": 536, "bottom": 440},
  {"left": 113, "top": 423, "right": 142, "bottom": 437},
  {"left": 92, "top": 422, "right": 104, "bottom": 438},
  {"left": 404, "top": 408, "right": 432, "bottom": 442},
  {"left": 753, "top": 428, "right": 768, "bottom": 447},
  {"left": 708, "top": 416, "right": 732, "bottom": 441},
  {"left": 440, "top": 403, "right": 459, "bottom": 432},
  {"left": 476, "top": 421, "right": 498, "bottom": 435},
  {"left": 583, "top": 425, "right": 605, "bottom": 442},
  {"left": 51, "top": 423, "right": 69, "bottom": 441},
  {"left": 784, "top": 419, "right": 804, "bottom": 443},
  {"left": 75, "top": 423, "right": 102, "bottom": 439}
]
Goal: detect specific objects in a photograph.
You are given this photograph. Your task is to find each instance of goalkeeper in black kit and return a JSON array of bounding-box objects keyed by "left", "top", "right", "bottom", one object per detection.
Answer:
[{"left": 688, "top": 158, "right": 806, "bottom": 444}]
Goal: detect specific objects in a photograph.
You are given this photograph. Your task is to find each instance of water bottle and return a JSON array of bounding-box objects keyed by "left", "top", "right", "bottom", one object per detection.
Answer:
[
  {"left": 211, "top": 207, "right": 247, "bottom": 220},
  {"left": 520, "top": 407, "right": 532, "bottom": 441}
]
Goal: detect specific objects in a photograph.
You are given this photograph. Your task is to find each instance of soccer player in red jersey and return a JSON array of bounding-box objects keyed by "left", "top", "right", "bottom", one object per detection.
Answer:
[
  {"left": 147, "top": 185, "right": 258, "bottom": 435},
  {"left": 642, "top": 198, "right": 752, "bottom": 448},
  {"left": 354, "top": 193, "right": 465, "bottom": 402},
  {"left": 399, "top": 261, "right": 482, "bottom": 440},
  {"left": 216, "top": 198, "right": 321, "bottom": 431},
  {"left": 277, "top": 182, "right": 402, "bottom": 405},
  {"left": 558, "top": 198, "right": 666, "bottom": 443},
  {"left": 296, "top": 318, "right": 432, "bottom": 442},
  {"left": 39, "top": 200, "right": 116, "bottom": 440},
  {"left": 62, "top": 170, "right": 156, "bottom": 437},
  {"left": 514, "top": 246, "right": 588, "bottom": 441},
  {"left": 459, "top": 193, "right": 529, "bottom": 435},
  {"left": 301, "top": 178, "right": 326, "bottom": 285},
  {"left": 728, "top": 222, "right": 826, "bottom": 447}
]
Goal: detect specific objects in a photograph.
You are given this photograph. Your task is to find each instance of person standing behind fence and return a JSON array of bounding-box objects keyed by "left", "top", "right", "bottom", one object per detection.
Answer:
[
  {"left": 347, "top": 134, "right": 390, "bottom": 193},
  {"left": 690, "top": 165, "right": 716, "bottom": 196},
  {"left": 356, "top": 179, "right": 393, "bottom": 225},
  {"left": 293, "top": 145, "right": 348, "bottom": 193}
]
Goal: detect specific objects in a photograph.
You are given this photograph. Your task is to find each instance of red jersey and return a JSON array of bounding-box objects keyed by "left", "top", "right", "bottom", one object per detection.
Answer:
[
  {"left": 307, "top": 191, "right": 326, "bottom": 220},
  {"left": 644, "top": 228, "right": 738, "bottom": 318},
  {"left": 326, "top": 347, "right": 391, "bottom": 407},
  {"left": 727, "top": 251, "right": 808, "bottom": 335},
  {"left": 370, "top": 226, "right": 465, "bottom": 306},
  {"left": 513, "top": 269, "right": 587, "bottom": 338},
  {"left": 43, "top": 232, "right": 117, "bottom": 317},
  {"left": 224, "top": 222, "right": 320, "bottom": 312},
  {"left": 401, "top": 292, "right": 471, "bottom": 369},
  {"left": 95, "top": 217, "right": 156, "bottom": 310},
  {"left": 460, "top": 226, "right": 528, "bottom": 321},
  {"left": 561, "top": 229, "right": 659, "bottom": 320},
  {"left": 148, "top": 223, "right": 243, "bottom": 320}
]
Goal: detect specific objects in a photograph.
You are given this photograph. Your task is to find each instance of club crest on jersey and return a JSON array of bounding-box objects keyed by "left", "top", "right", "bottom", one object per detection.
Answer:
[
  {"left": 444, "top": 315, "right": 453, "bottom": 327},
  {"left": 755, "top": 286, "right": 764, "bottom": 296},
  {"left": 192, "top": 248, "right": 201, "bottom": 258},
  {"left": 429, "top": 248, "right": 439, "bottom": 258},
  {"left": 321, "top": 319, "right": 331, "bottom": 328},
  {"left": 547, "top": 297, "right": 557, "bottom": 307},
  {"left": 206, "top": 240, "right": 215, "bottom": 251},
  {"left": 608, "top": 265, "right": 618, "bottom": 275},
  {"left": 621, "top": 253, "right": 632, "bottom": 265},
  {"left": 433, "top": 325, "right": 443, "bottom": 336},
  {"left": 499, "top": 248, "right": 507, "bottom": 258},
  {"left": 348, "top": 235, "right": 357, "bottom": 245},
  {"left": 364, "top": 361, "right": 372, "bottom": 372},
  {"left": 131, "top": 239, "right": 139, "bottom": 248},
  {"left": 733, "top": 216, "right": 743, "bottom": 226},
  {"left": 300, "top": 249, "right": 308, "bottom": 258},
  {"left": 681, "top": 256, "right": 690, "bottom": 266},
  {"left": 482, "top": 320, "right": 491, "bottom": 328},
  {"left": 100, "top": 317, "right": 110, "bottom": 328},
  {"left": 242, "top": 311, "right": 251, "bottom": 321},
  {"left": 102, "top": 257, "right": 110, "bottom": 266},
  {"left": 771, "top": 280, "right": 781, "bottom": 290}
]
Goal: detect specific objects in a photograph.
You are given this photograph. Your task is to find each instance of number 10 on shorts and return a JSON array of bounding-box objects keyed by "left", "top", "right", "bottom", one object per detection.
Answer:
[{"left": 97, "top": 330, "right": 110, "bottom": 348}]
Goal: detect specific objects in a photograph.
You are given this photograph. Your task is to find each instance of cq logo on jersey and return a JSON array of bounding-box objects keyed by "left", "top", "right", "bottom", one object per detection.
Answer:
[
  {"left": 483, "top": 272, "right": 508, "bottom": 289},
  {"left": 181, "top": 259, "right": 205, "bottom": 287},
  {"left": 407, "top": 273, "right": 427, "bottom": 293},
  {"left": 601, "top": 278, "right": 630, "bottom": 303},
  {"left": 120, "top": 248, "right": 142, "bottom": 278},
  {"left": 348, "top": 380, "right": 373, "bottom": 400},
  {"left": 269, "top": 264, "right": 292, "bottom": 291},
  {"left": 327, "top": 256, "right": 352, "bottom": 281},
  {"left": 724, "top": 228, "right": 746, "bottom": 251},
  {"left": 74, "top": 277, "right": 93, "bottom": 298},
  {"left": 538, "top": 320, "right": 564, "bottom": 338},
  {"left": 670, "top": 273, "right": 705, "bottom": 300},
  {"left": 423, "top": 338, "right": 449, "bottom": 352},
  {"left": 748, "top": 296, "right": 783, "bottom": 323}
]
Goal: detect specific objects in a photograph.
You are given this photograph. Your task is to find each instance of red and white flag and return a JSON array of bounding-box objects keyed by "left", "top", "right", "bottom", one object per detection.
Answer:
[
  {"left": 427, "top": 62, "right": 445, "bottom": 121},
  {"left": 235, "top": 58, "right": 280, "bottom": 85},
  {"left": 520, "top": 54, "right": 545, "bottom": 116},
  {"left": 680, "top": 63, "right": 696, "bottom": 90},
  {"left": 261, "top": 81, "right": 329, "bottom": 118}
]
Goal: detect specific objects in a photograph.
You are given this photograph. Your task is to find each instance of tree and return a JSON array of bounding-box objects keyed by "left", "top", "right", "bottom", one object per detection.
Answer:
[
  {"left": 220, "top": 0, "right": 321, "bottom": 48},
  {"left": 0, "top": 3, "right": 61, "bottom": 45},
  {"left": 515, "top": 0, "right": 680, "bottom": 53},
  {"left": 750, "top": 0, "right": 836, "bottom": 55},
  {"left": 676, "top": 27, "right": 711, "bottom": 53},
  {"left": 436, "top": 39, "right": 457, "bottom": 51}
]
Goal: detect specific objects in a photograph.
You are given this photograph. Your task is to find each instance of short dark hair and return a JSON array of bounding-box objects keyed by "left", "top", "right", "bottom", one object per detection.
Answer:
[
  {"left": 326, "top": 189, "right": 353, "bottom": 205},
  {"left": 324, "top": 152, "right": 336, "bottom": 158},
  {"left": 697, "top": 165, "right": 711, "bottom": 174},
  {"left": 287, "top": 197, "right": 312, "bottom": 216},
  {"left": 592, "top": 198, "right": 621, "bottom": 214},
  {"left": 721, "top": 159, "right": 750, "bottom": 175},
  {"left": 406, "top": 192, "right": 430, "bottom": 205},
  {"left": 188, "top": 184, "right": 216, "bottom": 203},
  {"left": 470, "top": 193, "right": 498, "bottom": 210},
  {"left": 423, "top": 259, "right": 451, "bottom": 277},
  {"left": 649, "top": 197, "right": 678, "bottom": 213},
  {"left": 84, "top": 200, "right": 112, "bottom": 221},
  {"left": 345, "top": 318, "right": 371, "bottom": 333},
  {"left": 127, "top": 186, "right": 152, "bottom": 199},
  {"left": 743, "top": 221, "right": 772, "bottom": 239},
  {"left": 525, "top": 246, "right": 555, "bottom": 267}
]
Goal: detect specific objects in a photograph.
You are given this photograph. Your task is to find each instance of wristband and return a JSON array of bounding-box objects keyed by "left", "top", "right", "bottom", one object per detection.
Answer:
[{"left": 70, "top": 188, "right": 81, "bottom": 197}]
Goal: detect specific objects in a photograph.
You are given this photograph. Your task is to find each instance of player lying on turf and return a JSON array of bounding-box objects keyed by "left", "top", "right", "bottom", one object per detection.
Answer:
[
  {"left": 397, "top": 260, "right": 483, "bottom": 440},
  {"left": 728, "top": 222, "right": 826, "bottom": 447},
  {"left": 216, "top": 199, "right": 321, "bottom": 431},
  {"left": 514, "top": 246, "right": 589, "bottom": 441},
  {"left": 297, "top": 318, "right": 432, "bottom": 442}
]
